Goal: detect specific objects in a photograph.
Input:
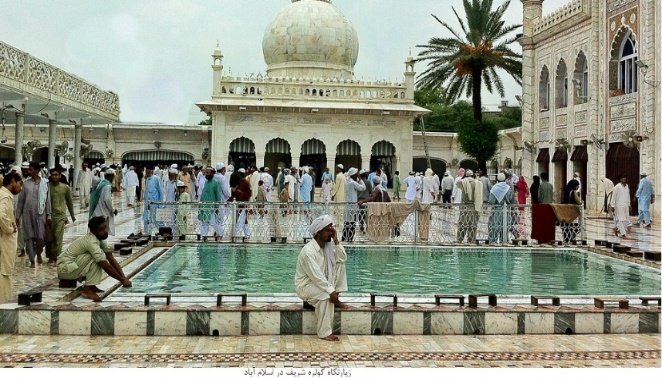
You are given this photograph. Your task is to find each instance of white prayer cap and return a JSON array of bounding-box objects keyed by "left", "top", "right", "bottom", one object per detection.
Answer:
[
  {"left": 372, "top": 176, "right": 382, "bottom": 185},
  {"left": 497, "top": 173, "right": 506, "bottom": 182},
  {"left": 641, "top": 172, "right": 647, "bottom": 176},
  {"left": 227, "top": 164, "right": 234, "bottom": 172},
  {"left": 216, "top": 162, "right": 225, "bottom": 170},
  {"left": 359, "top": 169, "right": 366, "bottom": 175},
  {"left": 307, "top": 214, "right": 333, "bottom": 237},
  {"left": 465, "top": 169, "right": 474, "bottom": 177},
  {"left": 176, "top": 180, "right": 186, "bottom": 187},
  {"left": 337, "top": 164, "right": 344, "bottom": 169},
  {"left": 574, "top": 172, "right": 580, "bottom": 176},
  {"left": 106, "top": 168, "right": 115, "bottom": 175},
  {"left": 171, "top": 164, "right": 178, "bottom": 169},
  {"left": 264, "top": 167, "right": 270, "bottom": 172},
  {"left": 444, "top": 171, "right": 450, "bottom": 176},
  {"left": 100, "top": 164, "right": 106, "bottom": 168},
  {"left": 21, "top": 162, "right": 29, "bottom": 168},
  {"left": 168, "top": 168, "right": 178, "bottom": 174},
  {"left": 347, "top": 167, "right": 358, "bottom": 177},
  {"left": 238, "top": 168, "right": 246, "bottom": 173},
  {"left": 129, "top": 166, "right": 135, "bottom": 170},
  {"left": 425, "top": 168, "right": 433, "bottom": 177}
]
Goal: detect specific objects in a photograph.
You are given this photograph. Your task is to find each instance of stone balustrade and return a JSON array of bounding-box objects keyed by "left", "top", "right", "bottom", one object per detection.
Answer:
[
  {"left": 533, "top": 0, "right": 584, "bottom": 35},
  {"left": 0, "top": 41, "right": 119, "bottom": 118},
  {"left": 216, "top": 75, "right": 411, "bottom": 102}
]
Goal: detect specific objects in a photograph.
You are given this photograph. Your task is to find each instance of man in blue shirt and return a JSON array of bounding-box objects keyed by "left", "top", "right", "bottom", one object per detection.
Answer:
[{"left": 143, "top": 165, "right": 164, "bottom": 233}]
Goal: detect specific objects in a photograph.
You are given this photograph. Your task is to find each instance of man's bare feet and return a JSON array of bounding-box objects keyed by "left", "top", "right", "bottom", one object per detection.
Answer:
[
  {"left": 87, "top": 285, "right": 104, "bottom": 293},
  {"left": 81, "top": 287, "right": 102, "bottom": 302},
  {"left": 321, "top": 334, "right": 339, "bottom": 341}
]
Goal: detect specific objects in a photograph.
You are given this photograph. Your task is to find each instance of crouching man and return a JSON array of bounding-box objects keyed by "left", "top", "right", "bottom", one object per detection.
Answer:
[
  {"left": 295, "top": 214, "right": 349, "bottom": 341},
  {"left": 57, "top": 216, "right": 131, "bottom": 302}
]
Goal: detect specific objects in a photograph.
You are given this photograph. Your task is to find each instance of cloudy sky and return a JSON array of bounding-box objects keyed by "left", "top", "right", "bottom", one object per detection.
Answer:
[{"left": 0, "top": 0, "right": 567, "bottom": 125}]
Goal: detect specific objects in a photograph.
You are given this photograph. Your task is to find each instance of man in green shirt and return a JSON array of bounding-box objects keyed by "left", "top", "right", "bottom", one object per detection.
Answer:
[
  {"left": 198, "top": 167, "right": 223, "bottom": 239},
  {"left": 57, "top": 216, "right": 131, "bottom": 302},
  {"left": 391, "top": 171, "right": 401, "bottom": 201},
  {"left": 46, "top": 168, "right": 76, "bottom": 266},
  {"left": 538, "top": 172, "right": 555, "bottom": 204}
]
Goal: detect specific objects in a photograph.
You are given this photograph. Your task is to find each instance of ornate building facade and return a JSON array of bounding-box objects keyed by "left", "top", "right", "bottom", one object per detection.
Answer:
[
  {"left": 520, "top": 0, "right": 660, "bottom": 217},
  {"left": 196, "top": 0, "right": 429, "bottom": 183}
]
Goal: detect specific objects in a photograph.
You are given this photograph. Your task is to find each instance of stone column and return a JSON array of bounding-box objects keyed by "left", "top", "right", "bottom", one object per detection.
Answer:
[
  {"left": 47, "top": 119, "right": 57, "bottom": 169},
  {"left": 255, "top": 153, "right": 265, "bottom": 169},
  {"left": 73, "top": 122, "right": 82, "bottom": 192},
  {"left": 361, "top": 156, "right": 371, "bottom": 172},
  {"left": 14, "top": 111, "right": 25, "bottom": 165},
  {"left": 326, "top": 155, "right": 336, "bottom": 175}
]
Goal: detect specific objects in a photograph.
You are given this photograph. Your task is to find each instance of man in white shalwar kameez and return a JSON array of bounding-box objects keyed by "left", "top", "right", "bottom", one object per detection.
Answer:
[
  {"left": 295, "top": 215, "right": 348, "bottom": 341},
  {"left": 261, "top": 167, "right": 274, "bottom": 202},
  {"left": 610, "top": 175, "right": 631, "bottom": 238},
  {"left": 421, "top": 169, "right": 438, "bottom": 204}
]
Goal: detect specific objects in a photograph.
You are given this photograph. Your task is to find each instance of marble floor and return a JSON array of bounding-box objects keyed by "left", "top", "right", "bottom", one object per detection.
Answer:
[{"left": 3, "top": 195, "right": 660, "bottom": 368}]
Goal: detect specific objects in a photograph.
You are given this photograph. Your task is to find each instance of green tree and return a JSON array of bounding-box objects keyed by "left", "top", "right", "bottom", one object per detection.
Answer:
[
  {"left": 456, "top": 117, "right": 499, "bottom": 172},
  {"left": 199, "top": 116, "right": 212, "bottom": 125},
  {"left": 486, "top": 106, "right": 522, "bottom": 130},
  {"left": 416, "top": 0, "right": 522, "bottom": 121}
]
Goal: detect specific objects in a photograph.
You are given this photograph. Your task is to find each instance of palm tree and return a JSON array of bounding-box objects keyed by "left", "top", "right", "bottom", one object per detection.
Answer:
[{"left": 416, "top": 0, "right": 522, "bottom": 122}]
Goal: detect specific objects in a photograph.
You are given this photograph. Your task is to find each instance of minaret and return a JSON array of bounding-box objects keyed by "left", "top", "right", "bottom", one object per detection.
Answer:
[
  {"left": 519, "top": 1, "right": 544, "bottom": 185},
  {"left": 521, "top": 0, "right": 544, "bottom": 38},
  {"left": 404, "top": 51, "right": 416, "bottom": 100},
  {"left": 212, "top": 42, "right": 224, "bottom": 97}
]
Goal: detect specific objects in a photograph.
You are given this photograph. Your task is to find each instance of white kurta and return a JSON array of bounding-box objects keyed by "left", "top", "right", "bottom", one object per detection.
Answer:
[
  {"left": 295, "top": 240, "right": 347, "bottom": 338},
  {"left": 610, "top": 183, "right": 631, "bottom": 222},
  {"left": 403, "top": 175, "right": 417, "bottom": 202},
  {"left": 250, "top": 173, "right": 261, "bottom": 201},
  {"left": 453, "top": 177, "right": 463, "bottom": 203},
  {"left": 421, "top": 176, "right": 437, "bottom": 203}
]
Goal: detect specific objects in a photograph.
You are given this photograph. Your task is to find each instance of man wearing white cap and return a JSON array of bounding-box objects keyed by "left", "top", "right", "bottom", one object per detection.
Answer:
[
  {"left": 213, "top": 163, "right": 231, "bottom": 202},
  {"left": 89, "top": 169, "right": 118, "bottom": 236},
  {"left": 342, "top": 168, "right": 366, "bottom": 242},
  {"left": 403, "top": 171, "right": 418, "bottom": 203},
  {"left": 121, "top": 166, "right": 139, "bottom": 207},
  {"left": 441, "top": 171, "right": 454, "bottom": 203},
  {"left": 300, "top": 167, "right": 313, "bottom": 203},
  {"left": 295, "top": 215, "right": 348, "bottom": 341},
  {"left": 635, "top": 173, "right": 654, "bottom": 228},
  {"left": 260, "top": 167, "right": 274, "bottom": 202},
  {"left": 176, "top": 180, "right": 193, "bottom": 236},
  {"left": 76, "top": 162, "right": 93, "bottom": 209},
  {"left": 164, "top": 168, "right": 179, "bottom": 202},
  {"left": 456, "top": 169, "right": 483, "bottom": 243},
  {"left": 421, "top": 169, "right": 438, "bottom": 204},
  {"left": 331, "top": 164, "right": 346, "bottom": 202}
]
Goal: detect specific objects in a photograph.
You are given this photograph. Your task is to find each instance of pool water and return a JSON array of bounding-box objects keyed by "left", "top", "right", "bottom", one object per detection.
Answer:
[{"left": 117, "top": 244, "right": 661, "bottom": 296}]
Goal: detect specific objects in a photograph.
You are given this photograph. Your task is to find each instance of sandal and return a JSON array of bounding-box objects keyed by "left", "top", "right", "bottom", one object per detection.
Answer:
[{"left": 321, "top": 334, "right": 339, "bottom": 341}]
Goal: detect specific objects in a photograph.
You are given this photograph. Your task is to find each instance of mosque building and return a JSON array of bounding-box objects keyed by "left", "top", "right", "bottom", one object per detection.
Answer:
[
  {"left": 519, "top": 0, "right": 660, "bottom": 218},
  {"left": 196, "top": 0, "right": 429, "bottom": 184}
]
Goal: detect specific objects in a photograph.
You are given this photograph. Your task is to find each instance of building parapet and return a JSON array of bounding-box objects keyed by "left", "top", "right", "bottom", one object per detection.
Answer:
[
  {"left": 0, "top": 41, "right": 119, "bottom": 120},
  {"left": 532, "top": 0, "right": 583, "bottom": 35},
  {"left": 216, "top": 75, "right": 412, "bottom": 103}
]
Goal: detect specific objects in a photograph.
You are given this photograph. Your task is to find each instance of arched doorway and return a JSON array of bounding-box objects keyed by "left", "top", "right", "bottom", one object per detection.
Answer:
[
  {"left": 0, "top": 146, "right": 15, "bottom": 165},
  {"left": 228, "top": 137, "right": 256, "bottom": 170},
  {"left": 606, "top": 142, "right": 639, "bottom": 215},
  {"left": 84, "top": 151, "right": 105, "bottom": 167},
  {"left": 371, "top": 140, "right": 396, "bottom": 187},
  {"left": 336, "top": 140, "right": 361, "bottom": 172},
  {"left": 122, "top": 150, "right": 194, "bottom": 168},
  {"left": 265, "top": 138, "right": 291, "bottom": 177},
  {"left": 570, "top": 145, "right": 588, "bottom": 205},
  {"left": 552, "top": 147, "right": 568, "bottom": 203},
  {"left": 300, "top": 138, "right": 326, "bottom": 186},
  {"left": 459, "top": 159, "right": 479, "bottom": 172},
  {"left": 412, "top": 157, "right": 446, "bottom": 176},
  {"left": 536, "top": 148, "right": 550, "bottom": 175}
]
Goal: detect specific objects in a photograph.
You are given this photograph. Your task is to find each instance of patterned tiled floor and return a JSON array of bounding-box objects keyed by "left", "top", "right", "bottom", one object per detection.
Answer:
[
  {"left": 0, "top": 334, "right": 659, "bottom": 368},
  {"left": 4, "top": 196, "right": 660, "bottom": 368}
]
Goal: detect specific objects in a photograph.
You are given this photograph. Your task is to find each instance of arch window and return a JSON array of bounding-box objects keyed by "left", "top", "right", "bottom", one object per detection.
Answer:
[
  {"left": 619, "top": 34, "right": 638, "bottom": 94},
  {"left": 573, "top": 52, "right": 589, "bottom": 103},
  {"left": 539, "top": 66, "right": 550, "bottom": 111},
  {"left": 555, "top": 59, "right": 568, "bottom": 108}
]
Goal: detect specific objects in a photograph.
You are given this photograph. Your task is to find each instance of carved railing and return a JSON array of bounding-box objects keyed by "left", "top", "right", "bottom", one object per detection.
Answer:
[
  {"left": 533, "top": 0, "right": 584, "bottom": 35},
  {"left": 216, "top": 75, "right": 411, "bottom": 102},
  {"left": 0, "top": 41, "right": 119, "bottom": 119}
]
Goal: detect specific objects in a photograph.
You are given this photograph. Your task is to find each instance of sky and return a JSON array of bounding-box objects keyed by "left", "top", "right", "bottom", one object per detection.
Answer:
[{"left": 0, "top": 0, "right": 568, "bottom": 125}]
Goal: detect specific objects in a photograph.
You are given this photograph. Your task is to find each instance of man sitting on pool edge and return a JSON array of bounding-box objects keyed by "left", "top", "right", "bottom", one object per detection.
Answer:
[
  {"left": 295, "top": 214, "right": 349, "bottom": 341},
  {"left": 57, "top": 216, "right": 131, "bottom": 302}
]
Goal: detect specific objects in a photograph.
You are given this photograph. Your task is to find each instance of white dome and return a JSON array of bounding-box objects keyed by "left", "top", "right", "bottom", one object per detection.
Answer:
[{"left": 262, "top": 0, "right": 359, "bottom": 79}]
